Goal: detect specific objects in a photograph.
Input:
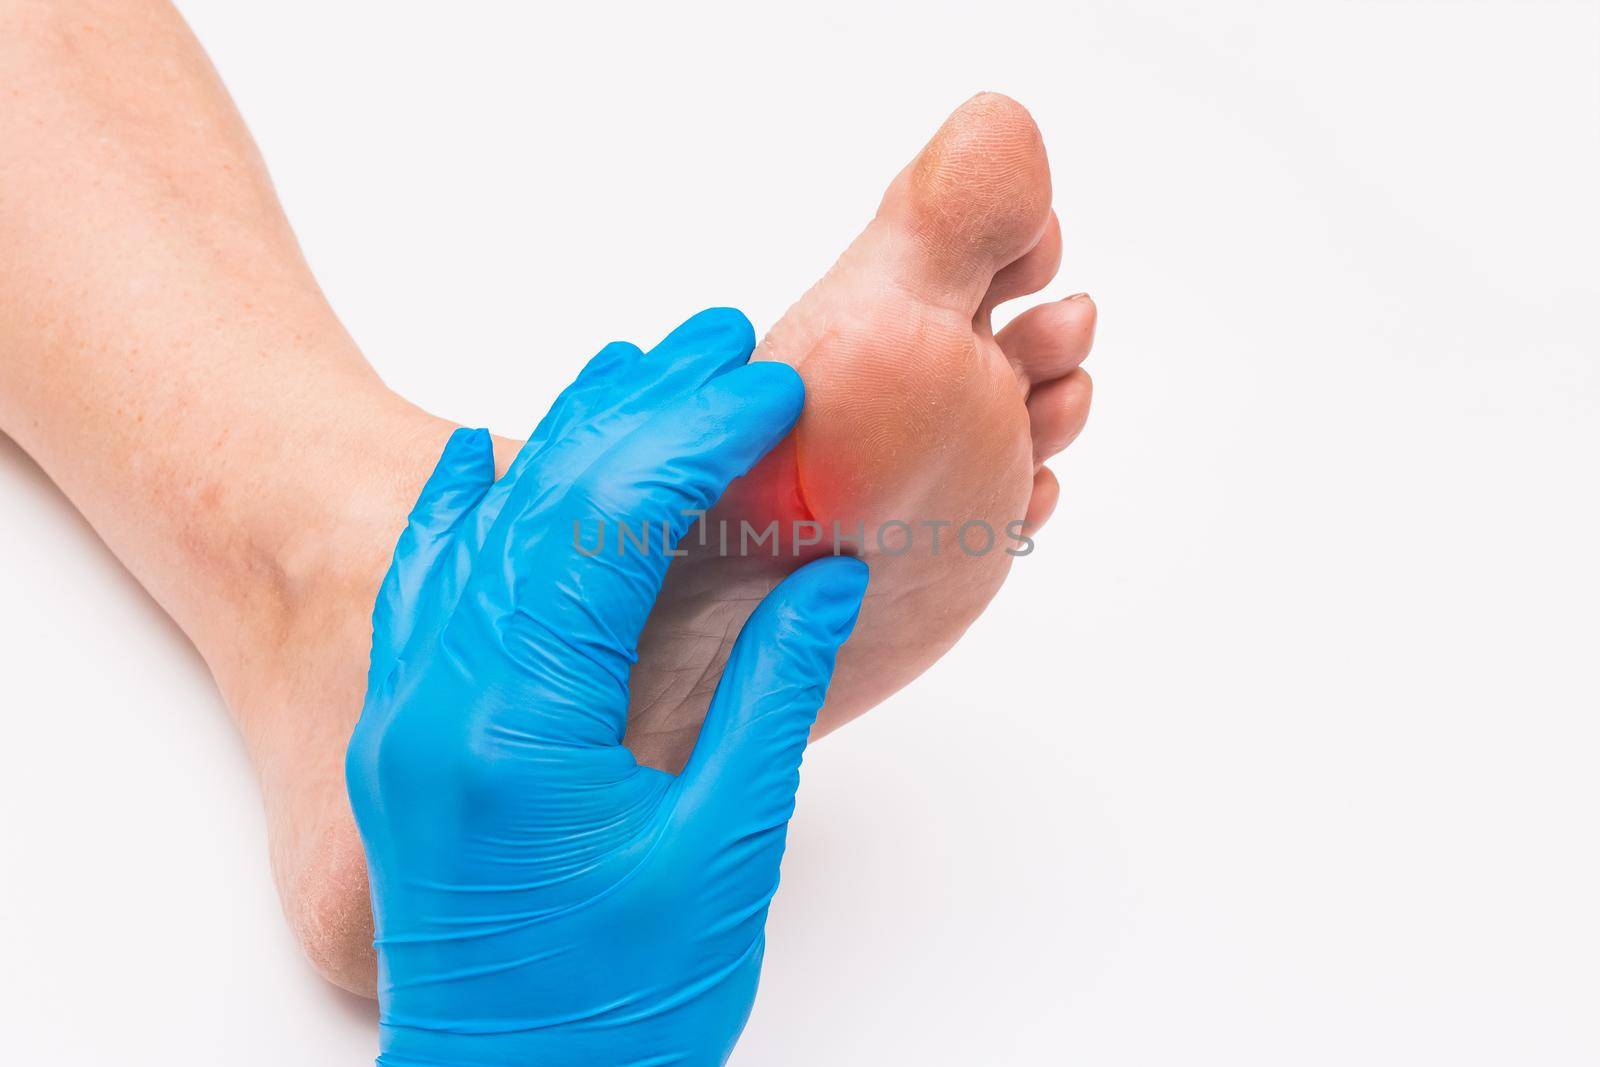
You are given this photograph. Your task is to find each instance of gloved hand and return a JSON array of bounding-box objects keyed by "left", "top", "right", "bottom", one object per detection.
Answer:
[{"left": 345, "top": 308, "right": 868, "bottom": 1067}]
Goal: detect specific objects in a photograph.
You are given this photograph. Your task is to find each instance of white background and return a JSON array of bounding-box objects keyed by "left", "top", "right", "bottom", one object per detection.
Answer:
[{"left": 2, "top": 1, "right": 1596, "bottom": 1063}]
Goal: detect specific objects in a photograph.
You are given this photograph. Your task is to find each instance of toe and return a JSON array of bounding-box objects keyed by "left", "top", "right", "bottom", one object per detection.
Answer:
[
  {"left": 997, "top": 293, "right": 1097, "bottom": 383},
  {"left": 1023, "top": 466, "right": 1060, "bottom": 535},
  {"left": 1027, "top": 368, "right": 1093, "bottom": 464},
  {"left": 982, "top": 211, "right": 1063, "bottom": 317},
  {"left": 880, "top": 93, "right": 1054, "bottom": 301}
]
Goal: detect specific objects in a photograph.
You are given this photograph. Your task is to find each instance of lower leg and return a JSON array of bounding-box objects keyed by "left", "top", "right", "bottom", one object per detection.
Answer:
[{"left": 0, "top": 0, "right": 446, "bottom": 990}]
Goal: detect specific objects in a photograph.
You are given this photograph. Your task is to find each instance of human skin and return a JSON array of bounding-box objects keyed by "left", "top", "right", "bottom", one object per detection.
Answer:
[
  {"left": 0, "top": 0, "right": 467, "bottom": 988},
  {"left": 0, "top": 0, "right": 1094, "bottom": 995}
]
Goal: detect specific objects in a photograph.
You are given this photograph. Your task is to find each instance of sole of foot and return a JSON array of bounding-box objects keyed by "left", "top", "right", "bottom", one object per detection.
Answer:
[{"left": 625, "top": 92, "right": 1096, "bottom": 770}]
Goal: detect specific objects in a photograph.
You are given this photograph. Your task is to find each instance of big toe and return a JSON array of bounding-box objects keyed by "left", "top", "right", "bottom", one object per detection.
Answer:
[{"left": 880, "top": 92, "right": 1055, "bottom": 299}]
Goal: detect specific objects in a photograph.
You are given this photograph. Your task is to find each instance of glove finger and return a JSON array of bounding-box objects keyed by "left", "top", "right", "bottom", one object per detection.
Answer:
[
  {"left": 625, "top": 306, "right": 760, "bottom": 412},
  {"left": 471, "top": 308, "right": 757, "bottom": 558},
  {"left": 674, "top": 556, "right": 867, "bottom": 842},
  {"left": 365, "top": 426, "right": 497, "bottom": 705},
  {"left": 465, "top": 338, "right": 642, "bottom": 548},
  {"left": 490, "top": 360, "right": 805, "bottom": 746}
]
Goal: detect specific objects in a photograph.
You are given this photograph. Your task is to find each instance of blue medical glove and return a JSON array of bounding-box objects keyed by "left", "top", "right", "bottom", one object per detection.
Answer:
[{"left": 345, "top": 308, "right": 869, "bottom": 1067}]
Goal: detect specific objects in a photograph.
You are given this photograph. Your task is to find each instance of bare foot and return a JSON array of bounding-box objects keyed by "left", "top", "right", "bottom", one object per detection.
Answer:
[
  {"left": 260, "top": 93, "right": 1095, "bottom": 995},
  {"left": 626, "top": 93, "right": 1096, "bottom": 769}
]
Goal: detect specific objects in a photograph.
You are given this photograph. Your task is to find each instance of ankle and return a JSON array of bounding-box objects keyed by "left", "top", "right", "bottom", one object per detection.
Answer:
[{"left": 203, "top": 382, "right": 456, "bottom": 709}]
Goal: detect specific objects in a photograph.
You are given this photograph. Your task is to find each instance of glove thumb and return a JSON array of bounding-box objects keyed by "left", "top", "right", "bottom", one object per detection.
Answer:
[{"left": 676, "top": 555, "right": 868, "bottom": 837}]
